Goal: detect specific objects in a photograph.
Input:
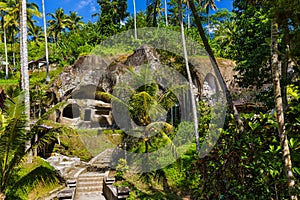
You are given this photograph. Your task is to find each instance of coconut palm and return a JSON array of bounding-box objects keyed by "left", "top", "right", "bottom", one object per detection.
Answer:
[
  {"left": 19, "top": 0, "right": 31, "bottom": 165},
  {"left": 42, "top": 0, "right": 50, "bottom": 83},
  {"left": 67, "top": 11, "right": 84, "bottom": 31},
  {"left": 133, "top": 0, "right": 137, "bottom": 39},
  {"left": 47, "top": 8, "right": 71, "bottom": 42},
  {"left": 0, "top": 93, "right": 28, "bottom": 200},
  {"left": 183, "top": 0, "right": 190, "bottom": 28},
  {"left": 188, "top": 0, "right": 245, "bottom": 134},
  {"left": 0, "top": 2, "right": 9, "bottom": 79},
  {"left": 177, "top": 0, "right": 200, "bottom": 151},
  {"left": 164, "top": 0, "right": 168, "bottom": 26},
  {"left": 28, "top": 23, "right": 43, "bottom": 44},
  {"left": 146, "top": 0, "right": 164, "bottom": 26},
  {"left": 201, "top": 0, "right": 218, "bottom": 38},
  {"left": 105, "top": 64, "right": 184, "bottom": 172},
  {"left": 0, "top": 93, "right": 68, "bottom": 199},
  {"left": 2, "top": 0, "right": 41, "bottom": 69}
]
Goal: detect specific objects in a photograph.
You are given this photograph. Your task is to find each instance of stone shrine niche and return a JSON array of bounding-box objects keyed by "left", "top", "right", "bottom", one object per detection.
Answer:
[{"left": 62, "top": 103, "right": 80, "bottom": 119}]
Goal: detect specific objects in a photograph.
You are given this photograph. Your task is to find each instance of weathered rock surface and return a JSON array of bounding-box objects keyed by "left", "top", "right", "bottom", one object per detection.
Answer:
[{"left": 48, "top": 45, "right": 238, "bottom": 128}]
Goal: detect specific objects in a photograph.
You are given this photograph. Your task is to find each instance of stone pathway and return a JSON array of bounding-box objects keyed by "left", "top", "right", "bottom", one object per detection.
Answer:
[
  {"left": 74, "top": 149, "right": 114, "bottom": 200},
  {"left": 45, "top": 149, "right": 114, "bottom": 200},
  {"left": 75, "top": 171, "right": 108, "bottom": 200}
]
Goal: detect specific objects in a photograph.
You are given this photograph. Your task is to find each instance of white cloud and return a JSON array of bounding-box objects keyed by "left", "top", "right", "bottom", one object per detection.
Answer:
[{"left": 76, "top": 0, "right": 94, "bottom": 11}]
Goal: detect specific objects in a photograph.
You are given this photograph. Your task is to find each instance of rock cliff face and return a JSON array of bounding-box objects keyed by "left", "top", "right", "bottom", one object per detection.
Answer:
[{"left": 49, "top": 45, "right": 237, "bottom": 128}]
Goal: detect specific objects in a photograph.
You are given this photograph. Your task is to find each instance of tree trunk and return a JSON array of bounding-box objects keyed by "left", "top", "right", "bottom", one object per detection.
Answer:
[
  {"left": 271, "top": 20, "right": 298, "bottom": 200},
  {"left": 188, "top": 0, "right": 245, "bottom": 134},
  {"left": 186, "top": 1, "right": 190, "bottom": 29},
  {"left": 20, "top": 0, "right": 32, "bottom": 163},
  {"left": 42, "top": 0, "right": 50, "bottom": 83},
  {"left": 281, "top": 20, "right": 289, "bottom": 111},
  {"left": 3, "top": 25, "right": 8, "bottom": 80},
  {"left": 153, "top": 0, "right": 159, "bottom": 26},
  {"left": 178, "top": 0, "right": 200, "bottom": 152},
  {"left": 164, "top": 0, "right": 168, "bottom": 26},
  {"left": 133, "top": 0, "right": 137, "bottom": 39}
]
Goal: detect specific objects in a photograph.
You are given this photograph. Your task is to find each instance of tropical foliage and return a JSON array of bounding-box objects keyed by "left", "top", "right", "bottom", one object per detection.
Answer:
[{"left": 1, "top": 0, "right": 300, "bottom": 199}]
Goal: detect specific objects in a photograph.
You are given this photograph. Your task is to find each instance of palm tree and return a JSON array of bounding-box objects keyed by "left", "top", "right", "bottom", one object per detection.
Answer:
[
  {"left": 0, "top": 2, "right": 9, "bottom": 79},
  {"left": 28, "top": 24, "right": 43, "bottom": 44},
  {"left": 183, "top": 0, "right": 190, "bottom": 28},
  {"left": 68, "top": 11, "right": 84, "bottom": 31},
  {"left": 271, "top": 19, "right": 298, "bottom": 200},
  {"left": 47, "top": 8, "right": 70, "bottom": 42},
  {"left": 41, "top": 0, "right": 50, "bottom": 83},
  {"left": 20, "top": 0, "right": 31, "bottom": 164},
  {"left": 201, "top": 0, "right": 218, "bottom": 38},
  {"left": 133, "top": 0, "right": 137, "bottom": 39},
  {"left": 0, "top": 94, "right": 68, "bottom": 199},
  {"left": 2, "top": 0, "right": 41, "bottom": 69},
  {"left": 164, "top": 0, "right": 168, "bottom": 26},
  {"left": 146, "top": 0, "right": 162, "bottom": 26},
  {"left": 0, "top": 94, "right": 28, "bottom": 200},
  {"left": 188, "top": 0, "right": 245, "bottom": 134},
  {"left": 110, "top": 65, "right": 181, "bottom": 172},
  {"left": 2, "top": 0, "right": 18, "bottom": 68},
  {"left": 177, "top": 0, "right": 200, "bottom": 151}
]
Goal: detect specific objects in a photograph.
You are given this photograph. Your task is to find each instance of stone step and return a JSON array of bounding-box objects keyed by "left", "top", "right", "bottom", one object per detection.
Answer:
[
  {"left": 57, "top": 188, "right": 75, "bottom": 200},
  {"left": 66, "top": 179, "right": 77, "bottom": 188},
  {"left": 77, "top": 181, "right": 103, "bottom": 187},
  {"left": 78, "top": 176, "right": 103, "bottom": 180},
  {"left": 76, "top": 185, "right": 103, "bottom": 192},
  {"left": 75, "top": 191, "right": 106, "bottom": 200},
  {"left": 79, "top": 172, "right": 105, "bottom": 177}
]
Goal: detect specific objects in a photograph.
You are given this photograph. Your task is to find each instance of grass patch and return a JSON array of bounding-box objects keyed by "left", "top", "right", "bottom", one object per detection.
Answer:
[
  {"left": 6, "top": 157, "right": 62, "bottom": 200},
  {"left": 53, "top": 128, "right": 93, "bottom": 162},
  {"left": 115, "top": 172, "right": 184, "bottom": 200},
  {"left": 76, "top": 129, "right": 122, "bottom": 156},
  {"left": 0, "top": 79, "right": 19, "bottom": 91}
]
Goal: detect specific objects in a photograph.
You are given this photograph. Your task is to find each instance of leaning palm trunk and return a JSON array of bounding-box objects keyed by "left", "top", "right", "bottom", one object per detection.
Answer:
[
  {"left": 271, "top": 20, "right": 298, "bottom": 200},
  {"left": 178, "top": 0, "right": 200, "bottom": 151},
  {"left": 20, "top": 0, "right": 32, "bottom": 163},
  {"left": 188, "top": 0, "right": 244, "bottom": 134}
]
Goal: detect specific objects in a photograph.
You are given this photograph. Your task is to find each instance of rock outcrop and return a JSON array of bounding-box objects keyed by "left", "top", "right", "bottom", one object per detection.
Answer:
[{"left": 48, "top": 45, "right": 237, "bottom": 128}]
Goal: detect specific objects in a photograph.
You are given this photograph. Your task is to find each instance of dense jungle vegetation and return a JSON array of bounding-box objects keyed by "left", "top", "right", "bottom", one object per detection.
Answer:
[{"left": 1, "top": 0, "right": 300, "bottom": 199}]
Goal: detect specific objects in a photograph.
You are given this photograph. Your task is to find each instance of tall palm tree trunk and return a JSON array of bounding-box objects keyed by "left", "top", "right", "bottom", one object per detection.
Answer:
[
  {"left": 3, "top": 25, "right": 8, "bottom": 80},
  {"left": 186, "top": 1, "right": 190, "bottom": 29},
  {"left": 0, "top": 12, "right": 9, "bottom": 80},
  {"left": 20, "top": 0, "right": 32, "bottom": 163},
  {"left": 133, "top": 0, "right": 137, "bottom": 39},
  {"left": 164, "top": 0, "right": 168, "bottom": 26},
  {"left": 271, "top": 20, "right": 297, "bottom": 200},
  {"left": 42, "top": 0, "right": 50, "bottom": 83},
  {"left": 178, "top": 0, "right": 200, "bottom": 151},
  {"left": 188, "top": 0, "right": 244, "bottom": 134}
]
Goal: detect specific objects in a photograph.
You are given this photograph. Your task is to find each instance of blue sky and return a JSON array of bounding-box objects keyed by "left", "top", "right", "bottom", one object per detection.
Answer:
[{"left": 30, "top": 0, "right": 233, "bottom": 26}]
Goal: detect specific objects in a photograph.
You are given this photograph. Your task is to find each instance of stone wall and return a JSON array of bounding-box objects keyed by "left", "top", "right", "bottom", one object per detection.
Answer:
[{"left": 102, "top": 176, "right": 130, "bottom": 200}]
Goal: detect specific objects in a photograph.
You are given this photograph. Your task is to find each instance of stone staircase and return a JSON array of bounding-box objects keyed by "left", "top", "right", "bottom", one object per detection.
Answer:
[
  {"left": 74, "top": 149, "right": 114, "bottom": 200},
  {"left": 75, "top": 171, "right": 108, "bottom": 200}
]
